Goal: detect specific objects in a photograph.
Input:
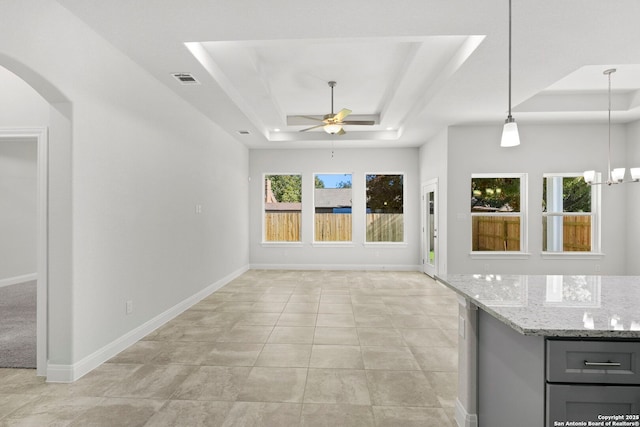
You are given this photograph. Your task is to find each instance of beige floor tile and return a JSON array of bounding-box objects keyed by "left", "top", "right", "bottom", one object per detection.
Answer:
[
  {"left": 289, "top": 295, "right": 321, "bottom": 304},
  {"left": 277, "top": 313, "right": 317, "bottom": 327},
  {"left": 313, "top": 327, "right": 359, "bottom": 345},
  {"left": 361, "top": 346, "right": 420, "bottom": 370},
  {"left": 68, "top": 397, "right": 165, "bottom": 427},
  {"left": 353, "top": 314, "right": 394, "bottom": 328},
  {"left": 256, "top": 294, "right": 291, "bottom": 303},
  {"left": 424, "top": 371, "right": 458, "bottom": 408},
  {"left": 149, "top": 323, "right": 224, "bottom": 342},
  {"left": 1, "top": 395, "right": 103, "bottom": 426},
  {"left": 151, "top": 341, "right": 217, "bottom": 365},
  {"left": 255, "top": 344, "right": 312, "bottom": 367},
  {"left": 107, "top": 341, "right": 166, "bottom": 365},
  {"left": 366, "top": 370, "right": 440, "bottom": 407},
  {"left": 319, "top": 295, "right": 351, "bottom": 304},
  {"left": 144, "top": 400, "right": 232, "bottom": 427},
  {"left": 301, "top": 403, "right": 374, "bottom": 427},
  {"left": 410, "top": 346, "right": 458, "bottom": 372},
  {"left": 400, "top": 328, "right": 457, "bottom": 347},
  {"left": 357, "top": 328, "right": 404, "bottom": 346},
  {"left": 303, "top": 369, "right": 370, "bottom": 405},
  {"left": 283, "top": 303, "right": 319, "bottom": 314},
  {"left": 237, "top": 367, "right": 307, "bottom": 403},
  {"left": 201, "top": 343, "right": 263, "bottom": 366},
  {"left": 250, "top": 302, "right": 286, "bottom": 313},
  {"left": 309, "top": 345, "right": 363, "bottom": 369},
  {"left": 236, "top": 313, "right": 281, "bottom": 326},
  {"left": 216, "top": 325, "right": 274, "bottom": 343},
  {"left": 221, "top": 402, "right": 302, "bottom": 427},
  {"left": 0, "top": 393, "right": 40, "bottom": 419},
  {"left": 372, "top": 406, "right": 453, "bottom": 427},
  {"left": 390, "top": 314, "right": 441, "bottom": 329},
  {"left": 352, "top": 304, "right": 389, "bottom": 316},
  {"left": 104, "top": 364, "right": 195, "bottom": 399},
  {"left": 316, "top": 314, "right": 356, "bottom": 328},
  {"left": 318, "top": 303, "right": 353, "bottom": 314},
  {"left": 42, "top": 363, "right": 141, "bottom": 398},
  {"left": 267, "top": 326, "right": 315, "bottom": 344},
  {"left": 0, "top": 370, "right": 48, "bottom": 395},
  {"left": 172, "top": 366, "right": 251, "bottom": 401}
]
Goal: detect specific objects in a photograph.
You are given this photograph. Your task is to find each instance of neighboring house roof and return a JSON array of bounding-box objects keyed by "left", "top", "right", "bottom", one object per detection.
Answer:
[
  {"left": 314, "top": 188, "right": 352, "bottom": 208},
  {"left": 265, "top": 202, "right": 301, "bottom": 211}
]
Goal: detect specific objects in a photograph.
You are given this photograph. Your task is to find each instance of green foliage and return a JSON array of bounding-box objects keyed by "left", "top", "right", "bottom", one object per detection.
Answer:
[
  {"left": 366, "top": 174, "right": 403, "bottom": 213},
  {"left": 314, "top": 176, "right": 325, "bottom": 189},
  {"left": 336, "top": 180, "right": 352, "bottom": 189},
  {"left": 542, "top": 176, "right": 591, "bottom": 212},
  {"left": 266, "top": 174, "right": 302, "bottom": 202},
  {"left": 471, "top": 177, "right": 520, "bottom": 211}
]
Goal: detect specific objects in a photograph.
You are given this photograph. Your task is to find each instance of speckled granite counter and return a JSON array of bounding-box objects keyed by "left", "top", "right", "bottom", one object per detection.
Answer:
[{"left": 436, "top": 274, "right": 640, "bottom": 338}]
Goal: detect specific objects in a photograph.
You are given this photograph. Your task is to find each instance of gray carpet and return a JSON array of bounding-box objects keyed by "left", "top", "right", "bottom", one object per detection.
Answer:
[{"left": 0, "top": 280, "right": 36, "bottom": 368}]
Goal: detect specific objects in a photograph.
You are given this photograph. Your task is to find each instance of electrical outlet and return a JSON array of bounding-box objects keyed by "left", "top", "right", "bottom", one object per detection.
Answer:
[{"left": 126, "top": 300, "right": 133, "bottom": 315}]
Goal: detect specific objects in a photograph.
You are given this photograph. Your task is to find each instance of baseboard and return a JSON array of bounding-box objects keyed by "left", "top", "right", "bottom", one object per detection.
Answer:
[
  {"left": 0, "top": 273, "right": 37, "bottom": 288},
  {"left": 455, "top": 398, "right": 478, "bottom": 427},
  {"left": 250, "top": 263, "right": 422, "bottom": 272},
  {"left": 45, "top": 264, "right": 249, "bottom": 383}
]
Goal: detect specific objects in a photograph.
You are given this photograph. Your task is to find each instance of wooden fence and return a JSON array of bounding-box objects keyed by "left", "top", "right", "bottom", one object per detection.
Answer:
[
  {"left": 472, "top": 215, "right": 592, "bottom": 251},
  {"left": 543, "top": 215, "right": 591, "bottom": 251},
  {"left": 264, "top": 212, "right": 403, "bottom": 242}
]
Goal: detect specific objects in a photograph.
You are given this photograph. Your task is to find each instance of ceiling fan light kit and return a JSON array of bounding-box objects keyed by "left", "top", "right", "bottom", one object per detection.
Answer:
[
  {"left": 583, "top": 68, "right": 640, "bottom": 186},
  {"left": 500, "top": 0, "right": 521, "bottom": 148},
  {"left": 294, "top": 81, "right": 375, "bottom": 135}
]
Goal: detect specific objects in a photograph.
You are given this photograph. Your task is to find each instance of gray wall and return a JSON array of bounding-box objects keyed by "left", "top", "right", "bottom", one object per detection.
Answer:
[
  {"left": 0, "top": 139, "right": 37, "bottom": 282},
  {"left": 626, "top": 120, "right": 640, "bottom": 274},
  {"left": 1, "top": 1, "right": 250, "bottom": 370},
  {"left": 446, "top": 124, "right": 629, "bottom": 275},
  {"left": 249, "top": 148, "right": 421, "bottom": 270}
]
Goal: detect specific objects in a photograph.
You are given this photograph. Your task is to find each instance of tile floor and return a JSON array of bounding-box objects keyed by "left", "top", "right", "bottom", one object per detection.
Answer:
[{"left": 0, "top": 270, "right": 459, "bottom": 426}]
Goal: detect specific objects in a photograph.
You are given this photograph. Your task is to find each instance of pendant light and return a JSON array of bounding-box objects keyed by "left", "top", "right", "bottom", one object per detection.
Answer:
[
  {"left": 583, "top": 69, "right": 640, "bottom": 186},
  {"left": 500, "top": 0, "right": 521, "bottom": 147}
]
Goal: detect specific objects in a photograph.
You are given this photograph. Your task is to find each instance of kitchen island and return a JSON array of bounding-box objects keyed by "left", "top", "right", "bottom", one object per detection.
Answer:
[{"left": 436, "top": 274, "right": 640, "bottom": 427}]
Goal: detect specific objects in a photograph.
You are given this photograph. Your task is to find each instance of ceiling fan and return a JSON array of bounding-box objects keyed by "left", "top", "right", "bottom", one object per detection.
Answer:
[{"left": 294, "top": 81, "right": 375, "bottom": 135}]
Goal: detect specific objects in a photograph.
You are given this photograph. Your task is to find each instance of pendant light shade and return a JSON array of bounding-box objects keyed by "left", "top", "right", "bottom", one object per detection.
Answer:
[{"left": 501, "top": 0, "right": 520, "bottom": 147}]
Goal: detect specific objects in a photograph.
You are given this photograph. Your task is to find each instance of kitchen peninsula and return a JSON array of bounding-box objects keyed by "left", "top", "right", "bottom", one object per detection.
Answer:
[{"left": 436, "top": 274, "right": 640, "bottom": 427}]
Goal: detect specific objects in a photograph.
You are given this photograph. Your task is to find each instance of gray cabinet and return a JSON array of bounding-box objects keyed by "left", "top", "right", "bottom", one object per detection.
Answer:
[{"left": 546, "top": 339, "right": 640, "bottom": 426}]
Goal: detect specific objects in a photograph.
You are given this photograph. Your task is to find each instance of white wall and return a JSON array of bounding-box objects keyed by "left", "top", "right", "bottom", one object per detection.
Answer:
[
  {"left": 1, "top": 0, "right": 249, "bottom": 374},
  {"left": 447, "top": 124, "right": 628, "bottom": 275},
  {"left": 419, "top": 128, "right": 449, "bottom": 275},
  {"left": 0, "top": 139, "right": 37, "bottom": 282},
  {"left": 626, "top": 119, "right": 640, "bottom": 274},
  {"left": 249, "top": 148, "right": 420, "bottom": 270}
]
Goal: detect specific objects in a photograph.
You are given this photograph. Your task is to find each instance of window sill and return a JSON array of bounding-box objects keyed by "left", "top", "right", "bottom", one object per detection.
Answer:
[
  {"left": 312, "top": 242, "right": 355, "bottom": 248},
  {"left": 540, "top": 251, "right": 605, "bottom": 260},
  {"left": 363, "top": 242, "right": 408, "bottom": 248},
  {"left": 261, "top": 242, "right": 304, "bottom": 248},
  {"left": 470, "top": 252, "right": 531, "bottom": 260}
]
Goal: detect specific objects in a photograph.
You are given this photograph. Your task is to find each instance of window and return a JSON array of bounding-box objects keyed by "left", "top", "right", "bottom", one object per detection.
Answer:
[
  {"left": 471, "top": 174, "right": 526, "bottom": 252},
  {"left": 366, "top": 174, "right": 404, "bottom": 242},
  {"left": 542, "top": 174, "right": 599, "bottom": 253},
  {"left": 264, "top": 174, "right": 301, "bottom": 242},
  {"left": 314, "top": 174, "right": 352, "bottom": 242}
]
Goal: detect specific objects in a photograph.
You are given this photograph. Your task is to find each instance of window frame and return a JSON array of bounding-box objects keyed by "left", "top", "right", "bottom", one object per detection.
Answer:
[
  {"left": 470, "top": 172, "right": 529, "bottom": 258},
  {"left": 541, "top": 172, "right": 602, "bottom": 258},
  {"left": 261, "top": 172, "right": 303, "bottom": 246},
  {"left": 364, "top": 172, "right": 407, "bottom": 246},
  {"left": 312, "top": 172, "right": 354, "bottom": 246}
]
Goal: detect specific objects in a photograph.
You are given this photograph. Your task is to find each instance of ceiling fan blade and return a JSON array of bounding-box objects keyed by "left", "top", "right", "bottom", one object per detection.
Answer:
[
  {"left": 291, "top": 115, "right": 325, "bottom": 122},
  {"left": 336, "top": 128, "right": 346, "bottom": 136},
  {"left": 334, "top": 108, "right": 352, "bottom": 122},
  {"left": 341, "top": 120, "right": 375, "bottom": 126},
  {"left": 299, "top": 124, "right": 325, "bottom": 132}
]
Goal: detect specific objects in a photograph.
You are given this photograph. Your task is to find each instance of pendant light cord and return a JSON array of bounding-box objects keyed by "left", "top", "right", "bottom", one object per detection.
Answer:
[
  {"left": 607, "top": 70, "right": 612, "bottom": 183},
  {"left": 507, "top": 0, "right": 512, "bottom": 119}
]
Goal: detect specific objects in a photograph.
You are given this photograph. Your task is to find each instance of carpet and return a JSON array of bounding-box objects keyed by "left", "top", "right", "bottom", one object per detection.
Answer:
[{"left": 0, "top": 280, "right": 36, "bottom": 368}]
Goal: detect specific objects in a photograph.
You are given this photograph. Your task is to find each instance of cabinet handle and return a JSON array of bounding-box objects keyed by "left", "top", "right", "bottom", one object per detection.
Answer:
[{"left": 583, "top": 360, "right": 621, "bottom": 367}]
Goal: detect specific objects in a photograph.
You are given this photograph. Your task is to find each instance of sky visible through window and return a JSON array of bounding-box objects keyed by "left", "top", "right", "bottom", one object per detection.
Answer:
[{"left": 316, "top": 174, "right": 352, "bottom": 188}]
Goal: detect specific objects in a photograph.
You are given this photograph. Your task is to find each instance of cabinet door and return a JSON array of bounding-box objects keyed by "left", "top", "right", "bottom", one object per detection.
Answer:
[{"left": 547, "top": 384, "right": 640, "bottom": 424}]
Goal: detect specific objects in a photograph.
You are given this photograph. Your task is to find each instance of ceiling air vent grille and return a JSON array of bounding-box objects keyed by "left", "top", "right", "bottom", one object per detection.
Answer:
[{"left": 171, "top": 73, "right": 200, "bottom": 85}]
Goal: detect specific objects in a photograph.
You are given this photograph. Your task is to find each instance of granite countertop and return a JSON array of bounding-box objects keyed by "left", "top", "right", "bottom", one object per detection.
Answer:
[{"left": 436, "top": 274, "right": 640, "bottom": 338}]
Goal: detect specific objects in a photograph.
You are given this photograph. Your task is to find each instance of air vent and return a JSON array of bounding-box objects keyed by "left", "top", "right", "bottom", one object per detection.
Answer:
[
  {"left": 238, "top": 130, "right": 250, "bottom": 135},
  {"left": 171, "top": 73, "right": 200, "bottom": 85}
]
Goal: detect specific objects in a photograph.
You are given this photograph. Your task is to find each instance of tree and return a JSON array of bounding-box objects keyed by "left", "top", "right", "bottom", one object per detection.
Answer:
[
  {"left": 266, "top": 175, "right": 301, "bottom": 202},
  {"left": 542, "top": 176, "right": 591, "bottom": 212},
  {"left": 314, "top": 176, "right": 325, "bottom": 189},
  {"left": 366, "top": 174, "right": 403, "bottom": 213},
  {"left": 471, "top": 177, "right": 520, "bottom": 211},
  {"left": 336, "top": 180, "right": 352, "bottom": 189}
]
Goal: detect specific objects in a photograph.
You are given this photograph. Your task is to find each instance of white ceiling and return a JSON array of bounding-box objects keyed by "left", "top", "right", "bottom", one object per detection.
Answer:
[{"left": 56, "top": 0, "right": 640, "bottom": 149}]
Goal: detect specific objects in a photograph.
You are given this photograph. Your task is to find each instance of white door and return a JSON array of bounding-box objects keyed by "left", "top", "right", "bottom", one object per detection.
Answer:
[{"left": 422, "top": 181, "right": 438, "bottom": 277}]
